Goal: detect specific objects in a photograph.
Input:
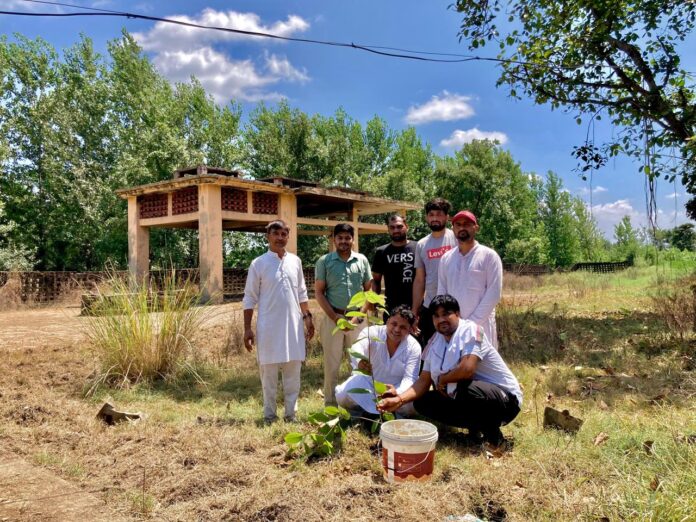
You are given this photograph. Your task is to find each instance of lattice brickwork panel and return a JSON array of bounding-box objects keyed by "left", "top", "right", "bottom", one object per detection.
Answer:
[
  {"left": 172, "top": 186, "right": 198, "bottom": 215},
  {"left": 222, "top": 187, "right": 248, "bottom": 212},
  {"left": 139, "top": 194, "right": 168, "bottom": 219},
  {"left": 252, "top": 192, "right": 278, "bottom": 214}
]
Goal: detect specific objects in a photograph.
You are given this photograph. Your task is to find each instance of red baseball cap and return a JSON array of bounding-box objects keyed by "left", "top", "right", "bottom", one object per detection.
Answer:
[{"left": 452, "top": 210, "right": 478, "bottom": 225}]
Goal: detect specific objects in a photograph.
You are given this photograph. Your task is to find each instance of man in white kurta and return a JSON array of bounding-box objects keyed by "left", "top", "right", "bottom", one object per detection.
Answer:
[
  {"left": 335, "top": 306, "right": 421, "bottom": 416},
  {"left": 437, "top": 210, "right": 502, "bottom": 349},
  {"left": 243, "top": 220, "right": 315, "bottom": 423}
]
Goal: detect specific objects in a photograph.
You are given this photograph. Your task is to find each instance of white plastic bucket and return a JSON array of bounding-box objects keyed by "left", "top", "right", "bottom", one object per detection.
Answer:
[{"left": 379, "top": 419, "right": 438, "bottom": 483}]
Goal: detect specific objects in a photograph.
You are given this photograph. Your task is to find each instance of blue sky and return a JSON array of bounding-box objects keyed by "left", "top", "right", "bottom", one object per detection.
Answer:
[{"left": 2, "top": 0, "right": 694, "bottom": 237}]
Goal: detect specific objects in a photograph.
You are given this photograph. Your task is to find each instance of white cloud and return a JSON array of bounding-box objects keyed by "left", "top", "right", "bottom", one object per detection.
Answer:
[
  {"left": 665, "top": 192, "right": 681, "bottom": 199},
  {"left": 264, "top": 52, "right": 309, "bottom": 83},
  {"left": 440, "top": 128, "right": 509, "bottom": 148},
  {"left": 405, "top": 91, "right": 475, "bottom": 125},
  {"left": 152, "top": 47, "right": 291, "bottom": 103},
  {"left": 133, "top": 9, "right": 311, "bottom": 103},
  {"left": 579, "top": 185, "right": 608, "bottom": 195},
  {"left": 134, "top": 9, "right": 310, "bottom": 52}
]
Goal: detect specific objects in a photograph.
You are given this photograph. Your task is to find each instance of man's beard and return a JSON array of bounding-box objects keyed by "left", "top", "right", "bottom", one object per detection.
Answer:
[
  {"left": 457, "top": 230, "right": 471, "bottom": 242},
  {"left": 390, "top": 233, "right": 407, "bottom": 242},
  {"left": 428, "top": 222, "right": 445, "bottom": 232}
]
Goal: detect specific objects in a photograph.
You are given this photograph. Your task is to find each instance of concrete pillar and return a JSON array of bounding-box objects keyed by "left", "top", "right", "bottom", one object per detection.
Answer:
[
  {"left": 127, "top": 196, "right": 149, "bottom": 285},
  {"left": 278, "top": 193, "right": 297, "bottom": 254},
  {"left": 198, "top": 184, "right": 223, "bottom": 303}
]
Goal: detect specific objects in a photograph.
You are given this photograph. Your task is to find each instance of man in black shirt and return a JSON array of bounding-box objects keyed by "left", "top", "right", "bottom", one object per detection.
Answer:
[{"left": 371, "top": 215, "right": 417, "bottom": 314}]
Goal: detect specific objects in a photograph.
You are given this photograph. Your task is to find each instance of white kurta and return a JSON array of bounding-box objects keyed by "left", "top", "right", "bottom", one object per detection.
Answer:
[
  {"left": 437, "top": 242, "right": 502, "bottom": 349},
  {"left": 335, "top": 325, "right": 421, "bottom": 414},
  {"left": 242, "top": 250, "right": 308, "bottom": 365}
]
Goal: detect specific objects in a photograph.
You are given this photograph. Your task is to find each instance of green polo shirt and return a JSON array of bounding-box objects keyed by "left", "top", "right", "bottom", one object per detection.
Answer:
[{"left": 315, "top": 251, "right": 372, "bottom": 310}]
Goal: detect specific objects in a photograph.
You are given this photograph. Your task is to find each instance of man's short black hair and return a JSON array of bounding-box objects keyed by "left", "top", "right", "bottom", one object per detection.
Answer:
[
  {"left": 333, "top": 223, "right": 354, "bottom": 237},
  {"left": 425, "top": 198, "right": 452, "bottom": 215},
  {"left": 428, "top": 294, "right": 460, "bottom": 315},
  {"left": 266, "top": 220, "right": 289, "bottom": 233},
  {"left": 387, "top": 304, "right": 416, "bottom": 326},
  {"left": 386, "top": 214, "right": 406, "bottom": 225}
]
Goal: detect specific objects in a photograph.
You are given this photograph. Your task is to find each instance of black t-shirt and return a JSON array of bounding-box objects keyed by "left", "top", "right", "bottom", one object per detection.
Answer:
[{"left": 372, "top": 241, "right": 417, "bottom": 312}]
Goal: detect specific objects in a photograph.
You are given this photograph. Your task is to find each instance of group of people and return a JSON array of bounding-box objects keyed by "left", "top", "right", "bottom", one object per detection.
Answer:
[{"left": 242, "top": 198, "right": 522, "bottom": 445}]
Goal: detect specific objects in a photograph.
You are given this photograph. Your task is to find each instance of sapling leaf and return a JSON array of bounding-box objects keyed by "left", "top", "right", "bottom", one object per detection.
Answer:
[
  {"left": 324, "top": 406, "right": 341, "bottom": 416},
  {"left": 284, "top": 432, "right": 304, "bottom": 445},
  {"left": 369, "top": 337, "right": 383, "bottom": 343},
  {"left": 367, "top": 315, "right": 383, "bottom": 325},
  {"left": 345, "top": 311, "right": 366, "bottom": 318},
  {"left": 347, "top": 387, "right": 372, "bottom": 394},
  {"left": 347, "top": 292, "right": 367, "bottom": 309},
  {"left": 337, "top": 407, "right": 351, "bottom": 420},
  {"left": 382, "top": 412, "right": 395, "bottom": 421},
  {"left": 374, "top": 381, "right": 388, "bottom": 395},
  {"left": 348, "top": 350, "right": 369, "bottom": 361},
  {"left": 371, "top": 420, "right": 380, "bottom": 433},
  {"left": 308, "top": 412, "right": 330, "bottom": 424},
  {"left": 366, "top": 292, "right": 386, "bottom": 306}
]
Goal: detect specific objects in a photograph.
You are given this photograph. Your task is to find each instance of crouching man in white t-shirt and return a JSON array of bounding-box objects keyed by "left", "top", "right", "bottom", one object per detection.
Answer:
[
  {"left": 335, "top": 305, "right": 421, "bottom": 418},
  {"left": 378, "top": 295, "right": 522, "bottom": 445}
]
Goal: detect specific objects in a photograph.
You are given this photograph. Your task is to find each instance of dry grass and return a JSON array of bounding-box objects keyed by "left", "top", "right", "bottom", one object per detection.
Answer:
[{"left": 1, "top": 271, "right": 695, "bottom": 521}]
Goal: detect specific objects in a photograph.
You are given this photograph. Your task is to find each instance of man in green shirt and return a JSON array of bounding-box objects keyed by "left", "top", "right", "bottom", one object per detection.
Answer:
[{"left": 315, "top": 223, "right": 372, "bottom": 405}]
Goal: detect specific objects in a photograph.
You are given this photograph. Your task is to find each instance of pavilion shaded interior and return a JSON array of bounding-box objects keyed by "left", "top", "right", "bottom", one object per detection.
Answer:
[{"left": 116, "top": 165, "right": 420, "bottom": 301}]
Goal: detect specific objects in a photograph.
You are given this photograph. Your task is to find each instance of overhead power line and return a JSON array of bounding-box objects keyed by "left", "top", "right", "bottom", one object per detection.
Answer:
[{"left": 3, "top": 0, "right": 560, "bottom": 69}]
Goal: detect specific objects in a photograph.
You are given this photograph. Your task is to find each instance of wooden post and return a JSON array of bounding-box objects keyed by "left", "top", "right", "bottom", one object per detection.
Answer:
[
  {"left": 350, "top": 205, "right": 360, "bottom": 252},
  {"left": 198, "top": 184, "right": 223, "bottom": 303},
  {"left": 278, "top": 193, "right": 298, "bottom": 254},
  {"left": 127, "top": 196, "right": 149, "bottom": 285}
]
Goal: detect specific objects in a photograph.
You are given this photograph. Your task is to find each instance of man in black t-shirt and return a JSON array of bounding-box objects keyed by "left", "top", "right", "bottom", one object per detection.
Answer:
[{"left": 371, "top": 215, "right": 417, "bottom": 314}]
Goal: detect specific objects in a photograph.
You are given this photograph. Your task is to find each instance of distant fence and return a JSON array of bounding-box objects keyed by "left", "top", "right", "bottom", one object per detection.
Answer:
[
  {"left": 1, "top": 260, "right": 631, "bottom": 305},
  {"left": 571, "top": 261, "right": 632, "bottom": 274},
  {"left": 0, "top": 268, "right": 316, "bottom": 305}
]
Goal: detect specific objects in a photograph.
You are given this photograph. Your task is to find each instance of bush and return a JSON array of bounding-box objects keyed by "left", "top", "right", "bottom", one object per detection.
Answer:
[
  {"left": 650, "top": 275, "right": 696, "bottom": 340},
  {"left": 84, "top": 271, "right": 210, "bottom": 391}
]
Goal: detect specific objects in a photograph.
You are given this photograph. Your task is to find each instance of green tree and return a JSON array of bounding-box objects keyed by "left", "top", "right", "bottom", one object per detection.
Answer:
[
  {"left": 453, "top": 1, "right": 696, "bottom": 217},
  {"left": 434, "top": 140, "right": 538, "bottom": 259},
  {"left": 541, "top": 172, "right": 580, "bottom": 267},
  {"left": 614, "top": 215, "right": 640, "bottom": 262},
  {"left": 665, "top": 223, "right": 696, "bottom": 251},
  {"left": 572, "top": 199, "right": 606, "bottom": 261}
]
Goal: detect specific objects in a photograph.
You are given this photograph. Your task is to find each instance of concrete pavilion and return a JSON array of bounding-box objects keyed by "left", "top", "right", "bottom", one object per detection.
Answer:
[{"left": 116, "top": 165, "right": 420, "bottom": 302}]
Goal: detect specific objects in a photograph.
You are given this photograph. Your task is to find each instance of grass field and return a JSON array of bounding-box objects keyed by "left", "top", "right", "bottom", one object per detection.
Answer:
[{"left": 1, "top": 266, "right": 694, "bottom": 521}]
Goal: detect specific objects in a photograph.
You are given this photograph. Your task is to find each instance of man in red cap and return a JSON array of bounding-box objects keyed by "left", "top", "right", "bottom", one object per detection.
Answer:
[{"left": 436, "top": 210, "right": 502, "bottom": 349}]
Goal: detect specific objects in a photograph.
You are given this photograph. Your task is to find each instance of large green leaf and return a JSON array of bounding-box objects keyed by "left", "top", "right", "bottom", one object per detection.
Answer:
[
  {"left": 332, "top": 318, "right": 355, "bottom": 335},
  {"left": 345, "top": 311, "right": 366, "bottom": 318},
  {"left": 347, "top": 292, "right": 367, "bottom": 309},
  {"left": 323, "top": 406, "right": 341, "bottom": 416},
  {"left": 348, "top": 349, "right": 368, "bottom": 361},
  {"left": 373, "top": 381, "right": 388, "bottom": 395},
  {"left": 347, "top": 387, "right": 372, "bottom": 394},
  {"left": 365, "top": 292, "right": 386, "bottom": 306},
  {"left": 284, "top": 432, "right": 304, "bottom": 445}
]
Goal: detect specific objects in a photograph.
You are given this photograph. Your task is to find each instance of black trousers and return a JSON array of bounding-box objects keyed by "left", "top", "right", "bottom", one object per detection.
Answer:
[
  {"left": 413, "top": 379, "right": 520, "bottom": 435},
  {"left": 416, "top": 305, "right": 436, "bottom": 348}
]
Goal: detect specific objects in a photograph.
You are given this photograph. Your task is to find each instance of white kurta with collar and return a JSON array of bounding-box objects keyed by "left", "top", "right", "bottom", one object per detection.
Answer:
[
  {"left": 242, "top": 250, "right": 308, "bottom": 365},
  {"left": 437, "top": 241, "right": 502, "bottom": 349},
  {"left": 335, "top": 325, "right": 421, "bottom": 414}
]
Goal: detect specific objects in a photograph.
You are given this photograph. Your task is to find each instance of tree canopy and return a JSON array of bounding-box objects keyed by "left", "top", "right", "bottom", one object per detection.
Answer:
[{"left": 454, "top": 0, "right": 696, "bottom": 217}]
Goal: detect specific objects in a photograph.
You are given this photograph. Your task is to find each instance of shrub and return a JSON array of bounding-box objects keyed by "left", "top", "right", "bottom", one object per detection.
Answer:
[
  {"left": 650, "top": 276, "right": 696, "bottom": 340},
  {"left": 84, "top": 271, "right": 210, "bottom": 391}
]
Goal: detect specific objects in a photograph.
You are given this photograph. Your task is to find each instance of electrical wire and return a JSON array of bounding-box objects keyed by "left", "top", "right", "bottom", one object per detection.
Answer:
[{"left": 0, "top": 0, "right": 570, "bottom": 69}]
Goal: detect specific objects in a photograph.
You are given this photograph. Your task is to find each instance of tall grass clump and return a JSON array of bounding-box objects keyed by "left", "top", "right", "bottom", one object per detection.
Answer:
[
  {"left": 650, "top": 274, "right": 696, "bottom": 340},
  {"left": 84, "top": 271, "right": 211, "bottom": 391}
]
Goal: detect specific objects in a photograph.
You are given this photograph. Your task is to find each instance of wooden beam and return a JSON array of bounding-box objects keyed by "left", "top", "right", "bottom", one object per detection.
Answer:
[{"left": 278, "top": 193, "right": 297, "bottom": 253}]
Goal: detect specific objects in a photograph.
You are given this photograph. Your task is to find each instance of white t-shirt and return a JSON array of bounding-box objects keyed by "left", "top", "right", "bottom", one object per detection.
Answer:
[
  {"left": 422, "top": 319, "right": 522, "bottom": 405},
  {"left": 414, "top": 229, "right": 457, "bottom": 307}
]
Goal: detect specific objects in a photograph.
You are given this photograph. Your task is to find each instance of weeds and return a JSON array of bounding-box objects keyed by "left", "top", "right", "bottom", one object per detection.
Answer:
[
  {"left": 83, "top": 271, "right": 211, "bottom": 392},
  {"left": 650, "top": 275, "right": 696, "bottom": 340}
]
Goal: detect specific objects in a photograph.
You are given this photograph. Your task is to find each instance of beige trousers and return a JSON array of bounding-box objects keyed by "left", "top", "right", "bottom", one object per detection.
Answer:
[{"left": 319, "top": 315, "right": 366, "bottom": 405}]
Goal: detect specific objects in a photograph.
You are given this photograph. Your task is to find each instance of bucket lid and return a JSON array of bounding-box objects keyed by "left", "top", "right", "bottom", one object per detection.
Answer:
[{"left": 380, "top": 419, "right": 438, "bottom": 442}]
